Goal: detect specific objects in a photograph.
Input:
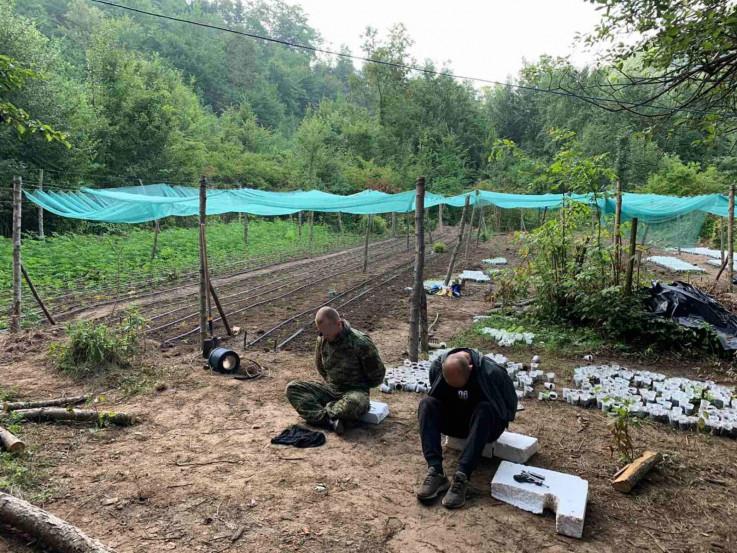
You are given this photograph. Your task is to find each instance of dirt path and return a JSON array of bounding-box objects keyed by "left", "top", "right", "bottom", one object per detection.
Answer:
[{"left": 1, "top": 234, "right": 736, "bottom": 553}]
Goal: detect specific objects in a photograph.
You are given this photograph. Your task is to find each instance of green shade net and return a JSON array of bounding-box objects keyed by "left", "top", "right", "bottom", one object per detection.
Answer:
[{"left": 24, "top": 184, "right": 733, "bottom": 247}]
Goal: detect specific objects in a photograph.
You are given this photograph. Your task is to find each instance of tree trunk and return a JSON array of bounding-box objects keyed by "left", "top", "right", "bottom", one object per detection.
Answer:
[
  {"left": 0, "top": 426, "right": 25, "bottom": 453},
  {"left": 13, "top": 408, "right": 135, "bottom": 426},
  {"left": 4, "top": 396, "right": 88, "bottom": 411},
  {"left": 0, "top": 491, "right": 114, "bottom": 553},
  {"left": 408, "top": 177, "right": 426, "bottom": 362},
  {"left": 444, "top": 195, "right": 470, "bottom": 286},
  {"left": 11, "top": 176, "right": 22, "bottom": 333}
]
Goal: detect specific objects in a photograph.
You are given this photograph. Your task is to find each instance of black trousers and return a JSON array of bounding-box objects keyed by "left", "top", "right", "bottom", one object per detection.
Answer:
[{"left": 418, "top": 396, "right": 507, "bottom": 477}]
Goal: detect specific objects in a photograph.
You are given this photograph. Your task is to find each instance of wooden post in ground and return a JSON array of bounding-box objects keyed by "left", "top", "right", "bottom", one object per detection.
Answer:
[
  {"left": 464, "top": 191, "right": 478, "bottom": 264},
  {"left": 37, "top": 169, "right": 44, "bottom": 239},
  {"left": 10, "top": 176, "right": 22, "bottom": 333},
  {"left": 614, "top": 178, "right": 623, "bottom": 284},
  {"left": 308, "top": 211, "right": 314, "bottom": 246},
  {"left": 198, "top": 176, "right": 208, "bottom": 354},
  {"left": 426, "top": 208, "right": 433, "bottom": 245},
  {"left": 208, "top": 282, "right": 232, "bottom": 336},
  {"left": 729, "top": 185, "right": 735, "bottom": 289},
  {"left": 438, "top": 203, "right": 444, "bottom": 231},
  {"left": 444, "top": 195, "right": 470, "bottom": 286},
  {"left": 720, "top": 217, "right": 725, "bottom": 264},
  {"left": 298, "top": 211, "right": 303, "bottom": 238},
  {"left": 391, "top": 212, "right": 397, "bottom": 237},
  {"left": 405, "top": 213, "right": 410, "bottom": 251},
  {"left": 362, "top": 215, "right": 372, "bottom": 273},
  {"left": 477, "top": 206, "right": 486, "bottom": 246},
  {"left": 337, "top": 212, "right": 344, "bottom": 234},
  {"left": 21, "top": 265, "right": 55, "bottom": 325},
  {"left": 243, "top": 213, "right": 249, "bottom": 249},
  {"left": 624, "top": 217, "right": 639, "bottom": 296},
  {"left": 408, "top": 176, "right": 426, "bottom": 362}
]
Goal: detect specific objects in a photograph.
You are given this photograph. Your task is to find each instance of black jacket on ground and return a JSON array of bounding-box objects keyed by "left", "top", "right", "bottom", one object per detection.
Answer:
[{"left": 428, "top": 348, "right": 518, "bottom": 423}]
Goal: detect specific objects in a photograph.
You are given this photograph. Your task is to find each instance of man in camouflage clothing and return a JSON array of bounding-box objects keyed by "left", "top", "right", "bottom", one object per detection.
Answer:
[{"left": 285, "top": 306, "right": 385, "bottom": 434}]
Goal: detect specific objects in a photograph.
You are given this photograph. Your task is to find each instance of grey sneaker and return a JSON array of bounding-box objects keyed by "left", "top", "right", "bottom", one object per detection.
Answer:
[
  {"left": 442, "top": 471, "right": 469, "bottom": 509},
  {"left": 330, "top": 418, "right": 345, "bottom": 435},
  {"left": 416, "top": 466, "right": 450, "bottom": 502}
]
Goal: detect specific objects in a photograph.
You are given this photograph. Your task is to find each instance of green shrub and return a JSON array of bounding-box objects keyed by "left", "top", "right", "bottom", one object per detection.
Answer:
[
  {"left": 432, "top": 241, "right": 447, "bottom": 253},
  {"left": 49, "top": 311, "right": 145, "bottom": 377}
]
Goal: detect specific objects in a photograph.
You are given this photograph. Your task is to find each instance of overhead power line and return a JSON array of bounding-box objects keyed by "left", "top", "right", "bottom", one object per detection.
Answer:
[{"left": 89, "top": 0, "right": 727, "bottom": 119}]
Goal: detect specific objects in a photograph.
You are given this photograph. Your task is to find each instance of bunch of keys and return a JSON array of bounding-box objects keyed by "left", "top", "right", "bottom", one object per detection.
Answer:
[{"left": 513, "top": 470, "right": 548, "bottom": 487}]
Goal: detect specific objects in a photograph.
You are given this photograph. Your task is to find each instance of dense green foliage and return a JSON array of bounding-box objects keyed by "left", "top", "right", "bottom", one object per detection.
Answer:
[{"left": 2, "top": 0, "right": 736, "bottom": 239}]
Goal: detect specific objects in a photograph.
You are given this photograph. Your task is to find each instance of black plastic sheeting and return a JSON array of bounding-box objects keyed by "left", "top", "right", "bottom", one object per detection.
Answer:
[{"left": 646, "top": 281, "right": 737, "bottom": 350}]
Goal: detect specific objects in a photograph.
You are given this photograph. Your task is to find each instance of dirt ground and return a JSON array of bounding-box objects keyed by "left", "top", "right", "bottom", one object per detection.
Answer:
[{"left": 1, "top": 235, "right": 737, "bottom": 553}]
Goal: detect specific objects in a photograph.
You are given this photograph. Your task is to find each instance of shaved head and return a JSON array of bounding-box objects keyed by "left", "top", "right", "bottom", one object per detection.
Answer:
[
  {"left": 442, "top": 352, "right": 472, "bottom": 388},
  {"left": 315, "top": 307, "right": 343, "bottom": 341}
]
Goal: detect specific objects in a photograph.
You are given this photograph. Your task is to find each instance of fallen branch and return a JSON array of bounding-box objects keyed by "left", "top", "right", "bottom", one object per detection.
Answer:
[
  {"left": 12, "top": 408, "right": 134, "bottom": 427},
  {"left": 0, "top": 425, "right": 25, "bottom": 453},
  {"left": 612, "top": 450, "right": 661, "bottom": 493},
  {"left": 4, "top": 395, "right": 89, "bottom": 412},
  {"left": 0, "top": 491, "right": 114, "bottom": 553}
]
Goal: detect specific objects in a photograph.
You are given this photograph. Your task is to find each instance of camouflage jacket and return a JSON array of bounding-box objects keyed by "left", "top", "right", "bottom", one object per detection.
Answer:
[{"left": 315, "top": 320, "right": 385, "bottom": 392}]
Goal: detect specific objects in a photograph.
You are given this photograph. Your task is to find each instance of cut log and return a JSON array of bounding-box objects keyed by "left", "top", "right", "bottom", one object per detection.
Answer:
[
  {"left": 4, "top": 395, "right": 88, "bottom": 412},
  {"left": 611, "top": 450, "right": 661, "bottom": 493},
  {"left": 0, "top": 426, "right": 25, "bottom": 453},
  {"left": 13, "top": 408, "right": 135, "bottom": 427},
  {"left": 0, "top": 491, "right": 114, "bottom": 553}
]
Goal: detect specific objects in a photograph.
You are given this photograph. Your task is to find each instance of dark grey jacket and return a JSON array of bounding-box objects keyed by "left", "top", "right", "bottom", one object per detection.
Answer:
[{"left": 429, "top": 348, "right": 518, "bottom": 423}]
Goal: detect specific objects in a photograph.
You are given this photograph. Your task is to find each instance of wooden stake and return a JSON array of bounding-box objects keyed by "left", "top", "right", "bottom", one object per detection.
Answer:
[
  {"left": 20, "top": 264, "right": 55, "bottom": 325},
  {"left": 419, "top": 289, "right": 428, "bottom": 355},
  {"left": 438, "top": 203, "right": 444, "bottom": 231},
  {"left": 476, "top": 206, "right": 486, "bottom": 246},
  {"left": 614, "top": 178, "right": 623, "bottom": 284},
  {"left": 309, "top": 211, "right": 314, "bottom": 246},
  {"left": 298, "top": 211, "right": 303, "bottom": 238},
  {"left": 611, "top": 450, "right": 661, "bottom": 493},
  {"left": 0, "top": 426, "right": 25, "bottom": 454},
  {"left": 337, "top": 212, "right": 344, "bottom": 234},
  {"left": 0, "top": 491, "right": 114, "bottom": 553},
  {"left": 151, "top": 219, "right": 160, "bottom": 259},
  {"left": 198, "top": 176, "right": 208, "bottom": 354},
  {"left": 208, "top": 281, "right": 232, "bottom": 336},
  {"left": 729, "top": 184, "right": 735, "bottom": 289},
  {"left": 391, "top": 212, "right": 396, "bottom": 237},
  {"left": 624, "top": 217, "right": 639, "bottom": 296},
  {"left": 408, "top": 176, "right": 426, "bottom": 362},
  {"left": 10, "top": 176, "right": 22, "bottom": 333},
  {"left": 426, "top": 208, "right": 433, "bottom": 245},
  {"left": 405, "top": 213, "right": 410, "bottom": 251},
  {"left": 464, "top": 192, "right": 478, "bottom": 264},
  {"left": 37, "top": 169, "right": 44, "bottom": 239},
  {"left": 243, "top": 213, "right": 249, "bottom": 249},
  {"left": 444, "top": 195, "right": 470, "bottom": 286},
  {"left": 362, "top": 215, "right": 372, "bottom": 273}
]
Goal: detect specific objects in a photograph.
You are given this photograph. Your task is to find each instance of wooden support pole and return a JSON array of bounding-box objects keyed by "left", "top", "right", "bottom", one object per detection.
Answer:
[
  {"left": 624, "top": 217, "right": 639, "bottom": 296},
  {"left": 419, "top": 289, "right": 428, "bottom": 355},
  {"left": 0, "top": 491, "right": 114, "bottom": 553},
  {"left": 362, "top": 215, "right": 372, "bottom": 273},
  {"left": 476, "top": 206, "right": 486, "bottom": 246},
  {"left": 10, "top": 176, "right": 22, "bottom": 333},
  {"left": 0, "top": 426, "right": 25, "bottom": 454},
  {"left": 464, "top": 191, "right": 478, "bottom": 264},
  {"left": 408, "top": 176, "right": 426, "bottom": 362},
  {"left": 309, "top": 211, "right": 314, "bottom": 245},
  {"left": 426, "top": 208, "right": 433, "bottom": 245},
  {"left": 21, "top": 264, "right": 55, "bottom": 325},
  {"left": 208, "top": 282, "right": 232, "bottom": 336},
  {"left": 243, "top": 213, "right": 249, "bottom": 249},
  {"left": 37, "top": 169, "right": 44, "bottom": 239},
  {"left": 520, "top": 209, "right": 526, "bottom": 231},
  {"left": 391, "top": 212, "right": 397, "bottom": 237},
  {"left": 438, "top": 203, "right": 444, "bottom": 231},
  {"left": 298, "top": 211, "right": 303, "bottom": 238},
  {"left": 151, "top": 219, "right": 160, "bottom": 260},
  {"left": 198, "top": 176, "right": 208, "bottom": 354},
  {"left": 611, "top": 450, "right": 661, "bottom": 493},
  {"left": 337, "top": 212, "right": 344, "bottom": 234},
  {"left": 729, "top": 184, "right": 735, "bottom": 289},
  {"left": 614, "top": 178, "right": 623, "bottom": 283},
  {"left": 444, "top": 195, "right": 470, "bottom": 286},
  {"left": 405, "top": 213, "right": 410, "bottom": 251}
]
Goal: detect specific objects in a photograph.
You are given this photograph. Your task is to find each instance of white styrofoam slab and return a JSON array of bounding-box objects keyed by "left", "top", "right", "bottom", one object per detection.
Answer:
[
  {"left": 491, "top": 460, "right": 588, "bottom": 539},
  {"left": 679, "top": 247, "right": 722, "bottom": 259},
  {"left": 647, "top": 256, "right": 705, "bottom": 273},
  {"left": 707, "top": 258, "right": 737, "bottom": 270},
  {"left": 459, "top": 270, "right": 491, "bottom": 282},
  {"left": 443, "top": 431, "right": 539, "bottom": 464},
  {"left": 482, "top": 257, "right": 508, "bottom": 265},
  {"left": 360, "top": 400, "right": 389, "bottom": 424}
]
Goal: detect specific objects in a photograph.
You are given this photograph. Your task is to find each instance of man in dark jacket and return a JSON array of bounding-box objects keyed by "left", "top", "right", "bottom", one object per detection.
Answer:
[
  {"left": 286, "top": 307, "right": 385, "bottom": 435},
  {"left": 416, "top": 347, "right": 517, "bottom": 509}
]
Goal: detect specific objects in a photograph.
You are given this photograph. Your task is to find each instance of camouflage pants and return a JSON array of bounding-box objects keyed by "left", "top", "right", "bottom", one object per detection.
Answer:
[{"left": 285, "top": 380, "right": 370, "bottom": 425}]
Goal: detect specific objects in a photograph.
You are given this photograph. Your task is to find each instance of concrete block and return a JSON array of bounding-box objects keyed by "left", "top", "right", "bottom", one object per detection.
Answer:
[
  {"left": 443, "top": 431, "right": 539, "bottom": 463},
  {"left": 360, "top": 400, "right": 389, "bottom": 424},
  {"left": 491, "top": 460, "right": 588, "bottom": 539}
]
